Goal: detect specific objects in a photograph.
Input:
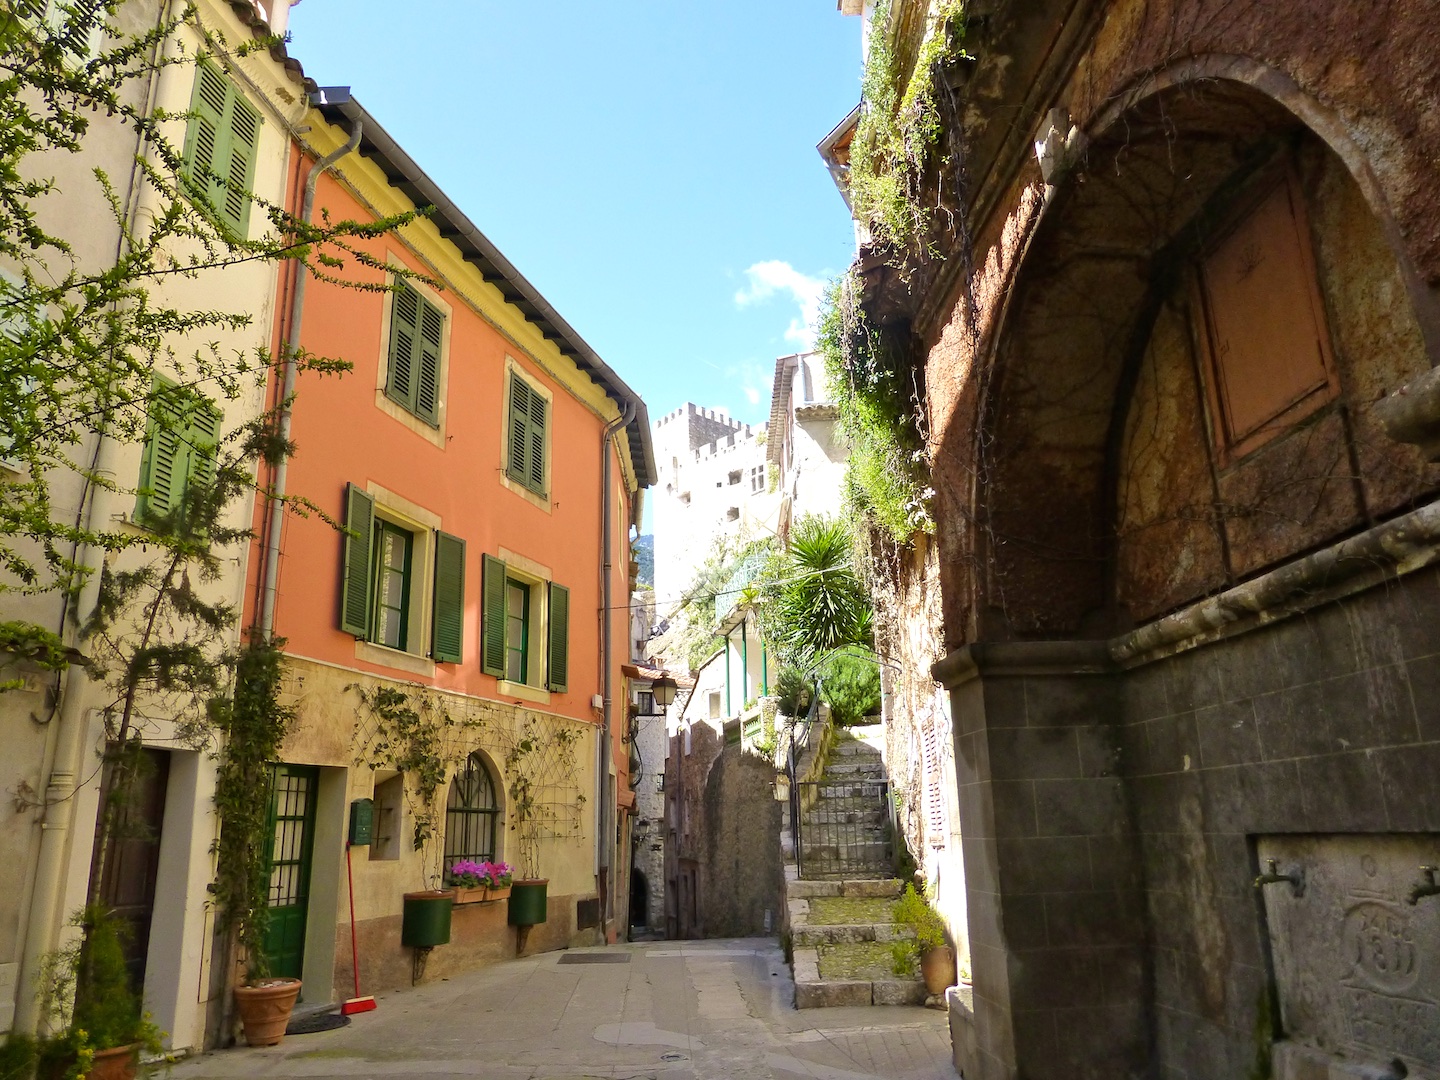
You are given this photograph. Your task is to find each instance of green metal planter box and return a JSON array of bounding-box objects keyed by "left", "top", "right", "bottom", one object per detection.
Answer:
[
  {"left": 402, "top": 890, "right": 453, "bottom": 947},
  {"left": 507, "top": 879, "right": 549, "bottom": 926}
]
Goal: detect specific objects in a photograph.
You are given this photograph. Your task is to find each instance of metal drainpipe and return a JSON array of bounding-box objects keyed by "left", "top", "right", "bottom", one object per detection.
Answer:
[
  {"left": 257, "top": 115, "right": 363, "bottom": 638},
  {"left": 598, "top": 400, "right": 635, "bottom": 924}
]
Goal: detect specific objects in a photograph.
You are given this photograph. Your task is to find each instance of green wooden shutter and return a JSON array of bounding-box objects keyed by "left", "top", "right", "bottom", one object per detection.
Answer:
[
  {"left": 526, "top": 390, "right": 547, "bottom": 492},
  {"left": 222, "top": 91, "right": 260, "bottom": 236},
  {"left": 416, "top": 301, "right": 443, "bottom": 426},
  {"left": 386, "top": 282, "right": 420, "bottom": 410},
  {"left": 340, "top": 484, "right": 375, "bottom": 637},
  {"left": 137, "top": 383, "right": 189, "bottom": 521},
  {"left": 546, "top": 582, "right": 569, "bottom": 693},
  {"left": 184, "top": 64, "right": 227, "bottom": 214},
  {"left": 507, "top": 375, "right": 530, "bottom": 486},
  {"left": 481, "top": 554, "right": 507, "bottom": 677},
  {"left": 185, "top": 400, "right": 222, "bottom": 494},
  {"left": 506, "top": 374, "right": 548, "bottom": 494},
  {"left": 432, "top": 530, "right": 466, "bottom": 663},
  {"left": 183, "top": 63, "right": 259, "bottom": 237}
]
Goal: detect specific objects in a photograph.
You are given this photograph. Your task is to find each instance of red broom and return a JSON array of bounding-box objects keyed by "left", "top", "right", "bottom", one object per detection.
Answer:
[{"left": 341, "top": 842, "right": 377, "bottom": 1015}]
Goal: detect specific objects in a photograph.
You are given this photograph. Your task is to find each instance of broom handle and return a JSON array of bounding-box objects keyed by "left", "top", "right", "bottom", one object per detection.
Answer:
[{"left": 347, "top": 841, "right": 361, "bottom": 999}]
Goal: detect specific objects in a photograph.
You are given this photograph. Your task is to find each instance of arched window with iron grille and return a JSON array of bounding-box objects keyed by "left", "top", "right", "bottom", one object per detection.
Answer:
[{"left": 444, "top": 751, "right": 500, "bottom": 871}]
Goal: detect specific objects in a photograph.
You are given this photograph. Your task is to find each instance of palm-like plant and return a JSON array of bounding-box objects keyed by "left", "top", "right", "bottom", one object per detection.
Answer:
[{"left": 761, "top": 515, "right": 872, "bottom": 668}]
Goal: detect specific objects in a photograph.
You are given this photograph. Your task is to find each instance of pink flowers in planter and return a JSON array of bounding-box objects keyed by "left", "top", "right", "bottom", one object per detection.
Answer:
[{"left": 447, "top": 860, "right": 513, "bottom": 889}]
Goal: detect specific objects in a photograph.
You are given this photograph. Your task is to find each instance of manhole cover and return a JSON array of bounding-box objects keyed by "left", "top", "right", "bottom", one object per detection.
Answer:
[
  {"left": 285, "top": 1012, "right": 351, "bottom": 1035},
  {"left": 557, "top": 952, "right": 631, "bottom": 965}
]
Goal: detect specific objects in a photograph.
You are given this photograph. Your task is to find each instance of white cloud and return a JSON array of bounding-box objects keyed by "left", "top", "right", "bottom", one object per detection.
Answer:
[
  {"left": 734, "top": 260, "right": 826, "bottom": 350},
  {"left": 743, "top": 386, "right": 761, "bottom": 405}
]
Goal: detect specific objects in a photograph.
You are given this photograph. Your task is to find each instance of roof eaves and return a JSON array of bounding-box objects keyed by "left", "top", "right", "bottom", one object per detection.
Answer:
[{"left": 311, "top": 92, "right": 657, "bottom": 488}]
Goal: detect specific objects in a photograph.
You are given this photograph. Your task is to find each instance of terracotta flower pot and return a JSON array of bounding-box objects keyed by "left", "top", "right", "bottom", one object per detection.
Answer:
[
  {"left": 485, "top": 884, "right": 512, "bottom": 902},
  {"left": 86, "top": 1044, "right": 138, "bottom": 1080},
  {"left": 234, "top": 977, "right": 302, "bottom": 1047},
  {"left": 920, "top": 945, "right": 957, "bottom": 996},
  {"left": 451, "top": 885, "right": 488, "bottom": 904}
]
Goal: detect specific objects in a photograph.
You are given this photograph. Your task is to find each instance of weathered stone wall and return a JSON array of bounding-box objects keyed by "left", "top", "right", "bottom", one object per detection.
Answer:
[
  {"left": 699, "top": 744, "right": 784, "bottom": 938},
  {"left": 662, "top": 720, "right": 783, "bottom": 939},
  {"left": 939, "top": 559, "right": 1440, "bottom": 1078},
  {"left": 865, "top": 1, "right": 1440, "bottom": 1077}
]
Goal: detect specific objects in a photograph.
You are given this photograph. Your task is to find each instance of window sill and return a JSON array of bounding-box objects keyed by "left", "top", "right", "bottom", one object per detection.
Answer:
[
  {"left": 374, "top": 387, "right": 446, "bottom": 449},
  {"left": 355, "top": 639, "right": 436, "bottom": 679},
  {"left": 500, "top": 471, "right": 552, "bottom": 514},
  {"left": 497, "top": 679, "right": 550, "bottom": 706}
]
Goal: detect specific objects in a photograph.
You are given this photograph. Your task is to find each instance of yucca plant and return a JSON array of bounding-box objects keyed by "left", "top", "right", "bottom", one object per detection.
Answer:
[{"left": 759, "top": 515, "right": 872, "bottom": 669}]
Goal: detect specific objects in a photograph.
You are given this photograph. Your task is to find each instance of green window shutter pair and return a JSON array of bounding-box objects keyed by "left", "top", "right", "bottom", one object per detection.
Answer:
[
  {"left": 136, "top": 381, "right": 221, "bottom": 522},
  {"left": 385, "top": 282, "right": 443, "bottom": 426},
  {"left": 481, "top": 554, "right": 568, "bottom": 692},
  {"left": 506, "top": 374, "right": 548, "bottom": 494},
  {"left": 339, "top": 483, "right": 466, "bottom": 662},
  {"left": 183, "top": 61, "right": 261, "bottom": 237}
]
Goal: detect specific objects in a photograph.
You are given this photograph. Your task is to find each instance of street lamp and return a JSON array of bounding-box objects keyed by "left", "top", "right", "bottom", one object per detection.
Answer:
[{"left": 650, "top": 675, "right": 677, "bottom": 710}]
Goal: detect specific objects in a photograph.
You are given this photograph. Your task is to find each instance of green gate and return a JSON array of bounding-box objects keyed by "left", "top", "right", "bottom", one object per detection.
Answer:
[{"left": 262, "top": 764, "right": 318, "bottom": 980}]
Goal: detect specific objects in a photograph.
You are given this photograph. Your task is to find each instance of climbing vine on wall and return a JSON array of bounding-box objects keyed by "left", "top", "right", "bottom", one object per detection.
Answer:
[
  {"left": 849, "top": 0, "right": 969, "bottom": 255},
  {"left": 350, "top": 683, "right": 587, "bottom": 887},
  {"left": 818, "top": 272, "right": 934, "bottom": 543}
]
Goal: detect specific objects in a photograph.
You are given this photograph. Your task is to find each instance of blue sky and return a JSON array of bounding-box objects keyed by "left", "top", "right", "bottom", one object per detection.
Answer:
[{"left": 286, "top": 1, "right": 861, "bottom": 431}]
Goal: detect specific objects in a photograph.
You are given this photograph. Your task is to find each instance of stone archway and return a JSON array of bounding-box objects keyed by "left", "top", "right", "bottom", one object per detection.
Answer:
[{"left": 960, "top": 72, "right": 1436, "bottom": 640}]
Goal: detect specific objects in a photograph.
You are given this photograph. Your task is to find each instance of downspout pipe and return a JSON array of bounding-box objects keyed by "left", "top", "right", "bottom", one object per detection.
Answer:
[
  {"left": 257, "top": 108, "right": 362, "bottom": 638},
  {"left": 598, "top": 399, "right": 635, "bottom": 923}
]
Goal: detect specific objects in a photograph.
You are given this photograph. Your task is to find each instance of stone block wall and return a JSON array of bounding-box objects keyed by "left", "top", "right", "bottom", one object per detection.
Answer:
[{"left": 939, "top": 564, "right": 1440, "bottom": 1079}]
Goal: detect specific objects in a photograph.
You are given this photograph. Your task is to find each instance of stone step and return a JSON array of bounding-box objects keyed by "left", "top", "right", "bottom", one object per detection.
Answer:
[
  {"left": 794, "top": 923, "right": 914, "bottom": 947},
  {"left": 791, "top": 943, "right": 927, "bottom": 1009},
  {"left": 785, "top": 878, "right": 903, "bottom": 900},
  {"left": 831, "top": 741, "right": 881, "bottom": 757},
  {"left": 822, "top": 761, "right": 886, "bottom": 778}
]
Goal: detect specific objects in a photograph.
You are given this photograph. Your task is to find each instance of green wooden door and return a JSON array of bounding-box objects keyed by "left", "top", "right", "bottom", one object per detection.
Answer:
[{"left": 263, "top": 764, "right": 319, "bottom": 981}]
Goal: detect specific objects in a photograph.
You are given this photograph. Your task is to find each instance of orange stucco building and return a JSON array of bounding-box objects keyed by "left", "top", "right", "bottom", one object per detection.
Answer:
[{"left": 241, "top": 89, "right": 654, "bottom": 1004}]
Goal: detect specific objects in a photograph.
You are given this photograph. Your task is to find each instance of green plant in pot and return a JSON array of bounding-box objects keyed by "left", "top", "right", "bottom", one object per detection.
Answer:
[
  {"left": 211, "top": 635, "right": 303, "bottom": 1046},
  {"left": 503, "top": 721, "right": 583, "bottom": 929},
  {"left": 893, "top": 884, "right": 956, "bottom": 996},
  {"left": 34, "top": 906, "right": 163, "bottom": 1080}
]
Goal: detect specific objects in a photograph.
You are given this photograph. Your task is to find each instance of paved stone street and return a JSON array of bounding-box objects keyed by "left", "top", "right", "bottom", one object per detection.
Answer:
[{"left": 172, "top": 940, "right": 956, "bottom": 1080}]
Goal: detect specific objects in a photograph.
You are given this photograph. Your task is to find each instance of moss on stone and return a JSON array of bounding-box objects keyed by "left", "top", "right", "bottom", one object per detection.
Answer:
[
  {"left": 807, "top": 897, "right": 896, "bottom": 926},
  {"left": 817, "top": 941, "right": 902, "bottom": 981}
]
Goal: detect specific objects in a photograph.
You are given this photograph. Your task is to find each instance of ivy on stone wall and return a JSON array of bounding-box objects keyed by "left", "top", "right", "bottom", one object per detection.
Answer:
[
  {"left": 818, "top": 273, "right": 933, "bottom": 544},
  {"left": 849, "top": 0, "right": 969, "bottom": 255}
]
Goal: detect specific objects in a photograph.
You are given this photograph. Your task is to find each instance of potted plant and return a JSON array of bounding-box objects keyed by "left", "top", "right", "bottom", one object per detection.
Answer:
[
  {"left": 211, "top": 636, "right": 303, "bottom": 1045},
  {"left": 893, "top": 884, "right": 956, "bottom": 995},
  {"left": 36, "top": 906, "right": 164, "bottom": 1080},
  {"left": 447, "top": 860, "right": 512, "bottom": 904},
  {"left": 502, "top": 724, "right": 582, "bottom": 927}
]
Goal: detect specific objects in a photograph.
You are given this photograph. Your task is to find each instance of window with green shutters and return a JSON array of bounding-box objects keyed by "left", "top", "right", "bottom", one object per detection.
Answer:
[
  {"left": 338, "top": 484, "right": 466, "bottom": 662},
  {"left": 385, "top": 281, "right": 444, "bottom": 426},
  {"left": 481, "top": 554, "right": 568, "bottom": 692},
  {"left": 506, "top": 373, "right": 548, "bottom": 495},
  {"left": 18, "top": 0, "right": 106, "bottom": 63},
  {"left": 183, "top": 61, "right": 261, "bottom": 237},
  {"left": 135, "top": 380, "right": 221, "bottom": 523}
]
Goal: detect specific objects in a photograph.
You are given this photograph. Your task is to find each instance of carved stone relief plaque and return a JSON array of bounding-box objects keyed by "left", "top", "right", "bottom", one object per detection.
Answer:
[{"left": 1259, "top": 834, "right": 1440, "bottom": 1074}]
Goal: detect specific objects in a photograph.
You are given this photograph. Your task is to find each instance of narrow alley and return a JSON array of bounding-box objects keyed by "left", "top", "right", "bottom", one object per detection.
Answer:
[{"left": 167, "top": 941, "right": 953, "bottom": 1080}]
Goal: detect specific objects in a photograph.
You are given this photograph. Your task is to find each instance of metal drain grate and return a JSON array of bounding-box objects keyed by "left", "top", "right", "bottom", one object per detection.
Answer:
[{"left": 557, "top": 952, "right": 631, "bottom": 965}]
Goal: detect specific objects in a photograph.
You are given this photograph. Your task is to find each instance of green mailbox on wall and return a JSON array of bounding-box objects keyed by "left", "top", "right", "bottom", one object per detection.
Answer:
[{"left": 348, "top": 798, "right": 374, "bottom": 846}]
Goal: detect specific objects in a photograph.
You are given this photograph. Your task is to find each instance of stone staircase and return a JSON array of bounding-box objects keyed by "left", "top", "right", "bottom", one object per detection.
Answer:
[
  {"left": 796, "top": 738, "right": 894, "bottom": 876},
  {"left": 781, "top": 728, "right": 925, "bottom": 1008}
]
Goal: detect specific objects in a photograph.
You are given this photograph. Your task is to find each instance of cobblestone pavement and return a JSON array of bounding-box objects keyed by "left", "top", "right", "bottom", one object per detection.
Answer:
[{"left": 171, "top": 939, "right": 957, "bottom": 1080}]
